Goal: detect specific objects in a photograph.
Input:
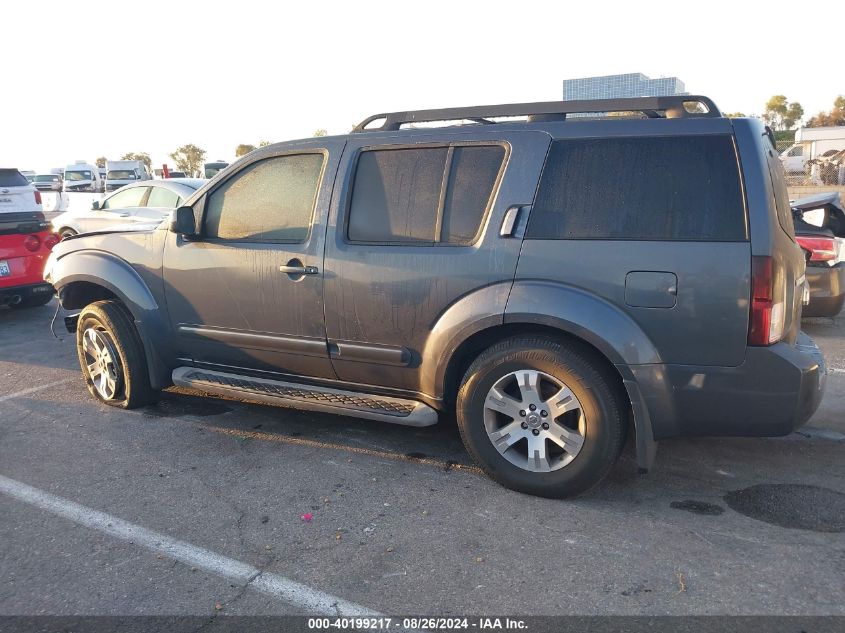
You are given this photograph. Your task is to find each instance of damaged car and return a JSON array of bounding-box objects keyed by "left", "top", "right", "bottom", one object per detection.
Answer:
[{"left": 793, "top": 192, "right": 845, "bottom": 317}]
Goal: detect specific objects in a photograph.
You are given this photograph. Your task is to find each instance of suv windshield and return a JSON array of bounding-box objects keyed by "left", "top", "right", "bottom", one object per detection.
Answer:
[
  {"left": 0, "top": 170, "right": 32, "bottom": 187},
  {"left": 34, "top": 175, "right": 59, "bottom": 182},
  {"left": 65, "top": 170, "right": 92, "bottom": 181},
  {"left": 107, "top": 170, "right": 137, "bottom": 180}
]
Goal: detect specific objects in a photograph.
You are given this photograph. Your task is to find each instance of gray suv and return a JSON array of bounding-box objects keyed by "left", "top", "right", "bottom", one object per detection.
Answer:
[{"left": 45, "top": 96, "right": 826, "bottom": 498}]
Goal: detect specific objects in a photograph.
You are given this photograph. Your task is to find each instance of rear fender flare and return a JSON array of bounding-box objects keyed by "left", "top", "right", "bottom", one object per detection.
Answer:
[{"left": 504, "top": 280, "right": 663, "bottom": 470}]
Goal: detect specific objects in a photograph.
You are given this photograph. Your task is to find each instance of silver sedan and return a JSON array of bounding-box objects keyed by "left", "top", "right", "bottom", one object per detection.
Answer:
[{"left": 51, "top": 178, "right": 205, "bottom": 238}]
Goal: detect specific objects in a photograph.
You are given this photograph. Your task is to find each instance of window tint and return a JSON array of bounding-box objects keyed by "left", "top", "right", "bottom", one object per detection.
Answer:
[
  {"left": 441, "top": 146, "right": 505, "bottom": 244},
  {"left": 0, "top": 169, "right": 30, "bottom": 187},
  {"left": 348, "top": 148, "right": 447, "bottom": 243},
  {"left": 526, "top": 136, "right": 747, "bottom": 241},
  {"left": 347, "top": 145, "right": 505, "bottom": 244},
  {"left": 102, "top": 186, "right": 149, "bottom": 209},
  {"left": 147, "top": 186, "right": 180, "bottom": 208},
  {"left": 204, "top": 153, "right": 324, "bottom": 242}
]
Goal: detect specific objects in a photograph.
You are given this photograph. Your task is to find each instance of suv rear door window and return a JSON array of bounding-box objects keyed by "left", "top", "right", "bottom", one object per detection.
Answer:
[
  {"left": 441, "top": 145, "right": 506, "bottom": 244},
  {"left": 204, "top": 153, "right": 324, "bottom": 242},
  {"left": 347, "top": 145, "right": 506, "bottom": 245},
  {"left": 348, "top": 147, "right": 448, "bottom": 244},
  {"left": 526, "top": 136, "right": 746, "bottom": 241}
]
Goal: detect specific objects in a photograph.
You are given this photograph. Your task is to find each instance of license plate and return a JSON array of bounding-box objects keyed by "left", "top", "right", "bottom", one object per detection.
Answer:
[{"left": 0, "top": 260, "right": 9, "bottom": 277}]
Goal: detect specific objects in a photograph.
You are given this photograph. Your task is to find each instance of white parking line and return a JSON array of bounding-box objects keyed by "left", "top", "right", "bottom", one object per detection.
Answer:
[
  {"left": 0, "top": 474, "right": 377, "bottom": 616},
  {"left": 0, "top": 378, "right": 76, "bottom": 403}
]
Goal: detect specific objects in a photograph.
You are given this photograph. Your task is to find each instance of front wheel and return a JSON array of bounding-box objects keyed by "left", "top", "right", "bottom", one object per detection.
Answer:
[
  {"left": 76, "top": 300, "right": 154, "bottom": 408},
  {"left": 456, "top": 336, "right": 626, "bottom": 498}
]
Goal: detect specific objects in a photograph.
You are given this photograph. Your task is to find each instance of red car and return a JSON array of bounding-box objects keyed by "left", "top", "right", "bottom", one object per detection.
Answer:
[{"left": 0, "top": 168, "right": 59, "bottom": 309}]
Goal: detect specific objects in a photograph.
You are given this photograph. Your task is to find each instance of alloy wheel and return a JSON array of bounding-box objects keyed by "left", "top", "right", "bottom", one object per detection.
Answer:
[{"left": 483, "top": 369, "right": 586, "bottom": 472}]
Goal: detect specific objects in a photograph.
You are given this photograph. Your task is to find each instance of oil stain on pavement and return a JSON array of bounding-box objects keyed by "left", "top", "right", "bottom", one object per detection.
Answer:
[
  {"left": 670, "top": 500, "right": 725, "bottom": 516},
  {"left": 724, "top": 484, "right": 845, "bottom": 533}
]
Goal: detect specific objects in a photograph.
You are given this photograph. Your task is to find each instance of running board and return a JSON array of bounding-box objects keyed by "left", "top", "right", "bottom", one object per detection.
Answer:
[{"left": 172, "top": 367, "right": 438, "bottom": 427}]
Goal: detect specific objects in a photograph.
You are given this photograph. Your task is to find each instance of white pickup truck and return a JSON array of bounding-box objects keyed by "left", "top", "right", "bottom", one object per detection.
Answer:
[{"left": 780, "top": 126, "right": 845, "bottom": 182}]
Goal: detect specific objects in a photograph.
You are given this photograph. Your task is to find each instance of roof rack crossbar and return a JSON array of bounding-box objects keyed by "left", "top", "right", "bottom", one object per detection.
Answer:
[{"left": 353, "top": 95, "right": 721, "bottom": 132}]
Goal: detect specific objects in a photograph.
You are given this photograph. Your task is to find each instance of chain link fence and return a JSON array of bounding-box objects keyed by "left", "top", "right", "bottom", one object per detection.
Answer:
[{"left": 776, "top": 138, "right": 845, "bottom": 194}]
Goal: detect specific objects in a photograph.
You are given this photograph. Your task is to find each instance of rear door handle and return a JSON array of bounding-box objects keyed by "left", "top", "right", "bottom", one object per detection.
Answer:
[
  {"left": 500, "top": 205, "right": 529, "bottom": 237},
  {"left": 279, "top": 265, "right": 319, "bottom": 275}
]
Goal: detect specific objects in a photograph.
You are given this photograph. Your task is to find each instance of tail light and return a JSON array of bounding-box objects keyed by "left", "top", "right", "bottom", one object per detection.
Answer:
[
  {"left": 796, "top": 235, "right": 836, "bottom": 262},
  {"left": 34, "top": 190, "right": 42, "bottom": 205},
  {"left": 23, "top": 235, "right": 41, "bottom": 252},
  {"left": 748, "top": 256, "right": 786, "bottom": 346},
  {"left": 43, "top": 233, "right": 60, "bottom": 250}
]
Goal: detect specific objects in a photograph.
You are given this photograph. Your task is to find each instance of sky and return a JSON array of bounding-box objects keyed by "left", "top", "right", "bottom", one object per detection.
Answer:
[{"left": 2, "top": 0, "right": 840, "bottom": 172}]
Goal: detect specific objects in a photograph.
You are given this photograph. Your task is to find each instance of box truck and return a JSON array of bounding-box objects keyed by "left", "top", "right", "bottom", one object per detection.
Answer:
[{"left": 104, "top": 160, "right": 151, "bottom": 192}]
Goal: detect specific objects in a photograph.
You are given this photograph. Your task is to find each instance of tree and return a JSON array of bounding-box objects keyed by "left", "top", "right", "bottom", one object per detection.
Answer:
[
  {"left": 724, "top": 112, "right": 747, "bottom": 118},
  {"left": 313, "top": 129, "right": 327, "bottom": 137},
  {"left": 169, "top": 144, "right": 206, "bottom": 178},
  {"left": 762, "top": 95, "right": 804, "bottom": 130},
  {"left": 235, "top": 143, "right": 256, "bottom": 157},
  {"left": 121, "top": 152, "right": 152, "bottom": 170},
  {"left": 95, "top": 156, "right": 107, "bottom": 168},
  {"left": 806, "top": 96, "right": 845, "bottom": 127}
]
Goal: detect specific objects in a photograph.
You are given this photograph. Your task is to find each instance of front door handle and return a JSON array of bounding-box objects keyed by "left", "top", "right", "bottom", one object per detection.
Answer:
[{"left": 279, "top": 264, "right": 319, "bottom": 275}]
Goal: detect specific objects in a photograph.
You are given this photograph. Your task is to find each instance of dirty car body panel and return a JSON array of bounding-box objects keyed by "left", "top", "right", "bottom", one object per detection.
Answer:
[{"left": 44, "top": 96, "right": 826, "bottom": 494}]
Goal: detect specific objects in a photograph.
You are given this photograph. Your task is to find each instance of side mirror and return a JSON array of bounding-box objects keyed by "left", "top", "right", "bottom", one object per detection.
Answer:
[
  {"left": 171, "top": 206, "right": 198, "bottom": 237},
  {"left": 91, "top": 200, "right": 100, "bottom": 210}
]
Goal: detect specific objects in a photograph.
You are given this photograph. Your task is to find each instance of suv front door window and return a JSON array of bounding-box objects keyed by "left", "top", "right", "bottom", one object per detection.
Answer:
[{"left": 162, "top": 146, "right": 339, "bottom": 379}]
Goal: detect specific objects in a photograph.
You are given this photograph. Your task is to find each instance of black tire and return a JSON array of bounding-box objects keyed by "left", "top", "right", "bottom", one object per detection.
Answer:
[
  {"left": 10, "top": 293, "right": 53, "bottom": 309},
  {"left": 75, "top": 300, "right": 154, "bottom": 409},
  {"left": 456, "top": 336, "right": 626, "bottom": 498}
]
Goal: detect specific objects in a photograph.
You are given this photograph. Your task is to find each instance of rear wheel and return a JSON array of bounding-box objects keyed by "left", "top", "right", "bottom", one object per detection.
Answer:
[
  {"left": 456, "top": 336, "right": 626, "bottom": 498},
  {"left": 76, "top": 300, "right": 154, "bottom": 409}
]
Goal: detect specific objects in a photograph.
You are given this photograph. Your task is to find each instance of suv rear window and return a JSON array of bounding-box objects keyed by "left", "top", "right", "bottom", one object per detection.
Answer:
[
  {"left": 0, "top": 169, "right": 30, "bottom": 187},
  {"left": 347, "top": 145, "right": 505, "bottom": 245},
  {"left": 765, "top": 146, "right": 796, "bottom": 239},
  {"left": 526, "top": 136, "right": 747, "bottom": 241}
]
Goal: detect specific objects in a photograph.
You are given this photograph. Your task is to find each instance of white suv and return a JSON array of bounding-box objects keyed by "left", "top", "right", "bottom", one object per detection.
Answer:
[{"left": 0, "top": 168, "right": 43, "bottom": 214}]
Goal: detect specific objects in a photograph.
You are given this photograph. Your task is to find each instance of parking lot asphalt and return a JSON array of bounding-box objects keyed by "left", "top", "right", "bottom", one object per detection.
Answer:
[{"left": 1, "top": 301, "right": 843, "bottom": 617}]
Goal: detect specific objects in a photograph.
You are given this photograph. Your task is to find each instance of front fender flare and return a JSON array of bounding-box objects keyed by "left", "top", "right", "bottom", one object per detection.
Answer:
[
  {"left": 48, "top": 250, "right": 170, "bottom": 389},
  {"left": 50, "top": 250, "right": 158, "bottom": 312}
]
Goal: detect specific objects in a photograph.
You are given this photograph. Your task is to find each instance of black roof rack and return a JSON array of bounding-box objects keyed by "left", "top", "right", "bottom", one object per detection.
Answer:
[{"left": 353, "top": 95, "right": 721, "bottom": 132}]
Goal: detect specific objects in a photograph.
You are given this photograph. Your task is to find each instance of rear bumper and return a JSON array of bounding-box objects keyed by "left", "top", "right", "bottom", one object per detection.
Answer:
[
  {"left": 628, "top": 332, "right": 826, "bottom": 439},
  {"left": 804, "top": 263, "right": 845, "bottom": 318},
  {"left": 0, "top": 282, "right": 54, "bottom": 305}
]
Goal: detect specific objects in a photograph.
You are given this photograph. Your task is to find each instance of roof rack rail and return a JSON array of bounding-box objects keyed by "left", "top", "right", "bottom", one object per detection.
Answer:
[{"left": 353, "top": 95, "right": 721, "bottom": 132}]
